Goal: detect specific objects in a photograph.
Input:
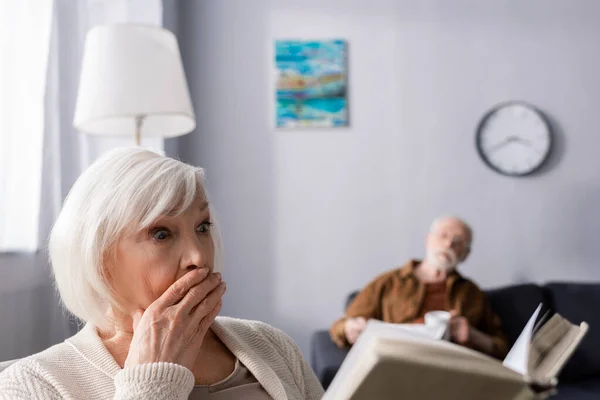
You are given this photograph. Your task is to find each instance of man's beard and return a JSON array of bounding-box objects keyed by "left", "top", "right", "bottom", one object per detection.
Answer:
[{"left": 426, "top": 247, "right": 459, "bottom": 272}]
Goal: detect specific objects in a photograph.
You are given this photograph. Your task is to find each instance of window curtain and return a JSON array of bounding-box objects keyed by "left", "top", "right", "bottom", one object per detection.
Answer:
[
  {"left": 0, "top": 0, "right": 54, "bottom": 252},
  {"left": 42, "top": 0, "right": 164, "bottom": 242},
  {"left": 0, "top": 0, "right": 163, "bottom": 361}
]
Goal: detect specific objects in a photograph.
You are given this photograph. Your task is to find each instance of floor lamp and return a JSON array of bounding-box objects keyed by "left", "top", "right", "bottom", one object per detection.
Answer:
[{"left": 73, "top": 24, "right": 195, "bottom": 145}]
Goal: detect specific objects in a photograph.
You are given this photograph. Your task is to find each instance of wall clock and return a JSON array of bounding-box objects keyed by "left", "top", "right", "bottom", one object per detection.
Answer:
[{"left": 475, "top": 101, "right": 553, "bottom": 177}]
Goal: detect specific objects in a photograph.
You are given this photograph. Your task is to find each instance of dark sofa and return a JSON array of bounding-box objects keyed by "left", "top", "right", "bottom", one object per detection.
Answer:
[{"left": 311, "top": 282, "right": 599, "bottom": 399}]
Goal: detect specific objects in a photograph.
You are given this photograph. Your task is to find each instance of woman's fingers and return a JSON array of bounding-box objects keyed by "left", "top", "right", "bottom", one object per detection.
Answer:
[
  {"left": 186, "top": 298, "right": 223, "bottom": 351},
  {"left": 124, "top": 269, "right": 224, "bottom": 370},
  {"left": 178, "top": 272, "right": 222, "bottom": 314},
  {"left": 153, "top": 268, "right": 211, "bottom": 309},
  {"left": 197, "top": 299, "right": 223, "bottom": 338},
  {"left": 188, "top": 282, "right": 226, "bottom": 327}
]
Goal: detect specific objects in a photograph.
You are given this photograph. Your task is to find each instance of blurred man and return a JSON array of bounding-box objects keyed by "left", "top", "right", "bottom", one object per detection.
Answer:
[{"left": 329, "top": 216, "right": 508, "bottom": 359}]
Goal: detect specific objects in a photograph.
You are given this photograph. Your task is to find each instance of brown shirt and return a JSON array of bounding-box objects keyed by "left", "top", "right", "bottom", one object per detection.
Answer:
[
  {"left": 412, "top": 282, "right": 448, "bottom": 324},
  {"left": 189, "top": 359, "right": 271, "bottom": 399},
  {"left": 329, "top": 259, "right": 509, "bottom": 359}
]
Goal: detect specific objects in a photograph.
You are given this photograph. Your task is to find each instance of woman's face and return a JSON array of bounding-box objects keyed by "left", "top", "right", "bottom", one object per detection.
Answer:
[{"left": 109, "top": 195, "right": 215, "bottom": 312}]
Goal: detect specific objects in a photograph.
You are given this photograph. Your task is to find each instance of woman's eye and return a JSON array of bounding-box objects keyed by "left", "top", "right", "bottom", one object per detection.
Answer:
[
  {"left": 197, "top": 222, "right": 212, "bottom": 233},
  {"left": 151, "top": 228, "right": 170, "bottom": 240}
]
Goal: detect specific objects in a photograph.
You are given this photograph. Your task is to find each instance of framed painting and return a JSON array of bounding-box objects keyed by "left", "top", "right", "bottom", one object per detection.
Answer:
[{"left": 275, "top": 39, "right": 348, "bottom": 128}]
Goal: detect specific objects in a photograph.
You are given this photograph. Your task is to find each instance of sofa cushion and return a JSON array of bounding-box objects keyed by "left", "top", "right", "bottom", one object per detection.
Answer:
[
  {"left": 310, "top": 330, "right": 350, "bottom": 389},
  {"left": 345, "top": 291, "right": 359, "bottom": 310},
  {"left": 544, "top": 283, "right": 600, "bottom": 381},
  {"left": 485, "top": 284, "right": 547, "bottom": 347},
  {"left": 555, "top": 379, "right": 600, "bottom": 399}
]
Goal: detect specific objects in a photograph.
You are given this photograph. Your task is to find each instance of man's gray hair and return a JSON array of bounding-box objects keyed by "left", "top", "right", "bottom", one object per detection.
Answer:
[{"left": 429, "top": 216, "right": 473, "bottom": 249}]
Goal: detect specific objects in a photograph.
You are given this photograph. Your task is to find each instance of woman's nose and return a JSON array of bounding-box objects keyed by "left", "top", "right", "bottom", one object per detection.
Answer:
[{"left": 181, "top": 235, "right": 205, "bottom": 270}]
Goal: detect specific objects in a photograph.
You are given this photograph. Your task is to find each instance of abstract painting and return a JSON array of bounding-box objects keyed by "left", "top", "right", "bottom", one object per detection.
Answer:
[{"left": 275, "top": 39, "right": 348, "bottom": 128}]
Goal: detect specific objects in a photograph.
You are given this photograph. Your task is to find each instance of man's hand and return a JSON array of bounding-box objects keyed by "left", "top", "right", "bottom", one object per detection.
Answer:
[
  {"left": 448, "top": 310, "right": 496, "bottom": 356},
  {"left": 448, "top": 310, "right": 470, "bottom": 345},
  {"left": 344, "top": 317, "right": 367, "bottom": 345}
]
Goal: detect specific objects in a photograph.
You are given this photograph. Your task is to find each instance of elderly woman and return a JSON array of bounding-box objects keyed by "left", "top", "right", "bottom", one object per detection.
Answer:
[{"left": 0, "top": 148, "right": 324, "bottom": 400}]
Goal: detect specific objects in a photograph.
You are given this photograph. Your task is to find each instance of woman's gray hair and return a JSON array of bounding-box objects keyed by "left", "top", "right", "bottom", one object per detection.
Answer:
[{"left": 49, "top": 147, "right": 223, "bottom": 329}]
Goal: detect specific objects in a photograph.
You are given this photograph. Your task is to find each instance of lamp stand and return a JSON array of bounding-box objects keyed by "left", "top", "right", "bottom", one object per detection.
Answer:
[{"left": 134, "top": 115, "right": 145, "bottom": 146}]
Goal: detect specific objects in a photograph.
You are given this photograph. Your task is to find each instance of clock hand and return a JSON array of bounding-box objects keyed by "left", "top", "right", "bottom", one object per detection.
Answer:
[
  {"left": 512, "top": 137, "right": 544, "bottom": 154},
  {"left": 514, "top": 137, "right": 532, "bottom": 147},
  {"left": 486, "top": 138, "right": 511, "bottom": 153}
]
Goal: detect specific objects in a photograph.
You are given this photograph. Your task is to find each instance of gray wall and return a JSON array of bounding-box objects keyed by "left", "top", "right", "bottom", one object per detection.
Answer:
[
  {"left": 171, "top": 0, "right": 600, "bottom": 357},
  {"left": 0, "top": 253, "right": 71, "bottom": 360}
]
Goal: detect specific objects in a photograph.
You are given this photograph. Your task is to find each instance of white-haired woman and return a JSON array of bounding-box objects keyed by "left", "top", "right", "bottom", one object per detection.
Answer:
[{"left": 0, "top": 148, "right": 324, "bottom": 400}]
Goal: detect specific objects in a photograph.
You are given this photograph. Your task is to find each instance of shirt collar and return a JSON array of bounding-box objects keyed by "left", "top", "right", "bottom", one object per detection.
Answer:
[{"left": 398, "top": 258, "right": 463, "bottom": 284}]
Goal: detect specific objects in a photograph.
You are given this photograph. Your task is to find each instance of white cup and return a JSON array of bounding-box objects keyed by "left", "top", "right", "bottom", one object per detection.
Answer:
[
  {"left": 424, "top": 311, "right": 451, "bottom": 340},
  {"left": 424, "top": 310, "right": 451, "bottom": 327}
]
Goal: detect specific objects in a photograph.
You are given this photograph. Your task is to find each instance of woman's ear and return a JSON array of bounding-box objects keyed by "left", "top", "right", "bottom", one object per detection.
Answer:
[{"left": 100, "top": 247, "right": 116, "bottom": 284}]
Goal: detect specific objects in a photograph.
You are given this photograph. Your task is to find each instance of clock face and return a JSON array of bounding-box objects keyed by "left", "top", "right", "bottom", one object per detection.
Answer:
[{"left": 476, "top": 102, "right": 552, "bottom": 176}]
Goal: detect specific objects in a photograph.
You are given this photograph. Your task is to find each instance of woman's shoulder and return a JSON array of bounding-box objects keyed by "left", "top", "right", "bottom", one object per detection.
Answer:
[
  {"left": 0, "top": 341, "right": 78, "bottom": 397},
  {"left": 215, "top": 316, "right": 293, "bottom": 341},
  {"left": 214, "top": 317, "right": 300, "bottom": 355},
  {"left": 2, "top": 340, "right": 78, "bottom": 374}
]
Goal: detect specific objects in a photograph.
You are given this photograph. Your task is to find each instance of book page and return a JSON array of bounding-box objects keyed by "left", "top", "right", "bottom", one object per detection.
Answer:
[
  {"left": 529, "top": 316, "right": 589, "bottom": 381},
  {"left": 502, "top": 303, "right": 542, "bottom": 375},
  {"left": 528, "top": 314, "right": 570, "bottom": 380},
  {"left": 355, "top": 338, "right": 528, "bottom": 400},
  {"left": 324, "top": 319, "right": 448, "bottom": 399},
  {"left": 325, "top": 330, "right": 528, "bottom": 400}
]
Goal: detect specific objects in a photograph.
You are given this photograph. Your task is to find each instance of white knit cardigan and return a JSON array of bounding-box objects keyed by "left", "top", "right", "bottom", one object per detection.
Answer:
[{"left": 0, "top": 316, "right": 324, "bottom": 399}]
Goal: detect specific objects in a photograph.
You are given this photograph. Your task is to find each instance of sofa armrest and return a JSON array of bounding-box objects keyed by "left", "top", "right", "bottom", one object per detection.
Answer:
[{"left": 310, "top": 330, "right": 350, "bottom": 390}]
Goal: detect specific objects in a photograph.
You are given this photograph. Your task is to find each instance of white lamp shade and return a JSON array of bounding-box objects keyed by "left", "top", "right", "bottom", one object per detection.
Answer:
[{"left": 73, "top": 24, "right": 195, "bottom": 138}]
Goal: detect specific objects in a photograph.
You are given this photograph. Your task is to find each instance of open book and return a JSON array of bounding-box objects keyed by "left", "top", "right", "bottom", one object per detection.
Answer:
[{"left": 323, "top": 304, "right": 588, "bottom": 400}]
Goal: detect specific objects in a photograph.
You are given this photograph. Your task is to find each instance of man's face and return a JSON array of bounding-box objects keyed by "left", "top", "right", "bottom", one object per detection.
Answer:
[{"left": 425, "top": 219, "right": 470, "bottom": 271}]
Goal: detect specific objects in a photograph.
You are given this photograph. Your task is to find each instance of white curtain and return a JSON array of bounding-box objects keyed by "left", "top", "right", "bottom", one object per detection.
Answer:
[
  {"left": 0, "top": 0, "right": 164, "bottom": 252},
  {"left": 0, "top": 0, "right": 54, "bottom": 252},
  {"left": 43, "top": 0, "right": 164, "bottom": 239},
  {"left": 0, "top": 0, "right": 163, "bottom": 361}
]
